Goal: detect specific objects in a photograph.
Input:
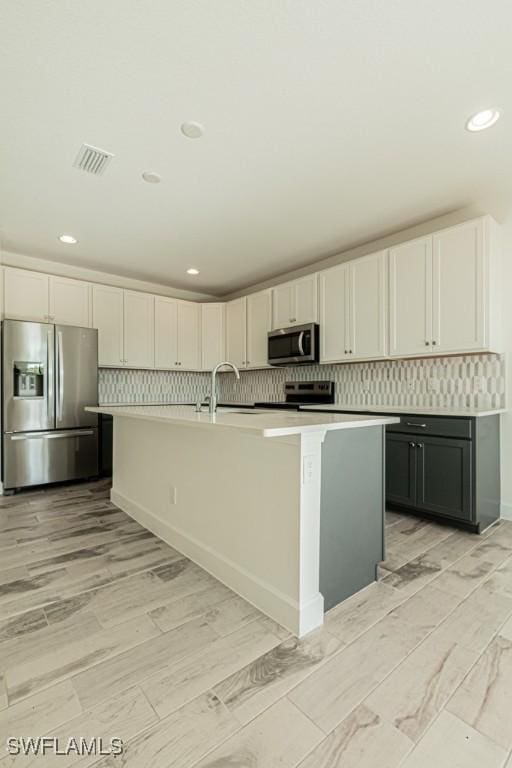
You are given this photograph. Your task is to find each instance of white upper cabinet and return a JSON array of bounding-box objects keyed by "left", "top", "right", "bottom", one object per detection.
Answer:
[
  {"left": 123, "top": 291, "right": 155, "bottom": 369},
  {"left": 201, "top": 303, "right": 225, "bottom": 370},
  {"left": 226, "top": 297, "right": 247, "bottom": 369},
  {"left": 154, "top": 296, "right": 178, "bottom": 369},
  {"left": 49, "top": 275, "right": 91, "bottom": 327},
  {"left": 295, "top": 274, "right": 319, "bottom": 325},
  {"left": 272, "top": 282, "right": 294, "bottom": 329},
  {"left": 246, "top": 290, "right": 272, "bottom": 368},
  {"left": 348, "top": 250, "right": 388, "bottom": 360},
  {"left": 271, "top": 274, "right": 318, "bottom": 329},
  {"left": 320, "top": 251, "right": 387, "bottom": 363},
  {"left": 320, "top": 263, "right": 350, "bottom": 363},
  {"left": 432, "top": 218, "right": 487, "bottom": 354},
  {"left": 4, "top": 268, "right": 49, "bottom": 322},
  {"left": 177, "top": 301, "right": 201, "bottom": 370},
  {"left": 389, "top": 216, "right": 501, "bottom": 358},
  {"left": 389, "top": 236, "right": 433, "bottom": 357},
  {"left": 92, "top": 284, "right": 124, "bottom": 367}
]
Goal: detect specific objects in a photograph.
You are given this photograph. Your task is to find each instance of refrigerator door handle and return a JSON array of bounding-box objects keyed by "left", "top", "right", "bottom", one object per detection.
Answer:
[
  {"left": 9, "top": 429, "right": 95, "bottom": 441},
  {"left": 56, "top": 331, "right": 64, "bottom": 423},
  {"left": 47, "top": 327, "right": 55, "bottom": 425}
]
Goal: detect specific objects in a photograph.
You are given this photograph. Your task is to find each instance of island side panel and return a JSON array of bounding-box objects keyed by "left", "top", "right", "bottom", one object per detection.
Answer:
[
  {"left": 319, "top": 425, "right": 385, "bottom": 611},
  {"left": 110, "top": 415, "right": 304, "bottom": 632}
]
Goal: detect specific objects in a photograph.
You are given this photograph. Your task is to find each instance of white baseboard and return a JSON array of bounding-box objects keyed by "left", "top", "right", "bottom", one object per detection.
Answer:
[
  {"left": 501, "top": 503, "right": 512, "bottom": 521},
  {"left": 111, "top": 488, "right": 323, "bottom": 636}
]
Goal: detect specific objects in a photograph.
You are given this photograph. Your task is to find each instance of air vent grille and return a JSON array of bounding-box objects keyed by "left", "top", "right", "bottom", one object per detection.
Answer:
[{"left": 73, "top": 143, "right": 114, "bottom": 175}]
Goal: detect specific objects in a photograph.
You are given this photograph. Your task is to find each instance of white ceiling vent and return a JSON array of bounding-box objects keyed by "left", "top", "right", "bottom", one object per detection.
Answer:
[{"left": 73, "top": 143, "right": 114, "bottom": 175}]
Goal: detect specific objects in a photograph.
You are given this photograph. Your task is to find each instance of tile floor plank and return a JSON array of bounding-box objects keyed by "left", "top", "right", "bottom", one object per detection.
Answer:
[
  {"left": 189, "top": 698, "right": 323, "bottom": 768},
  {"left": 399, "top": 710, "right": 507, "bottom": 768},
  {"left": 296, "top": 703, "right": 413, "bottom": 768}
]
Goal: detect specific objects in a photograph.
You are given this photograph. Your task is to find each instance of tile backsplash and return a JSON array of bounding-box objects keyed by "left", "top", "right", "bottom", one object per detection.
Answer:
[
  {"left": 99, "top": 368, "right": 209, "bottom": 405},
  {"left": 99, "top": 354, "right": 506, "bottom": 410},
  {"left": 218, "top": 354, "right": 507, "bottom": 410}
]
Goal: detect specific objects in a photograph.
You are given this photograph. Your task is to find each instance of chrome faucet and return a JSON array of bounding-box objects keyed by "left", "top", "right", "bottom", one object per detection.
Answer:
[{"left": 210, "top": 361, "right": 240, "bottom": 413}]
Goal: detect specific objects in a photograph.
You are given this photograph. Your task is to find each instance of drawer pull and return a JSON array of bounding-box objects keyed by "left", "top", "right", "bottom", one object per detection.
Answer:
[{"left": 406, "top": 422, "right": 427, "bottom": 428}]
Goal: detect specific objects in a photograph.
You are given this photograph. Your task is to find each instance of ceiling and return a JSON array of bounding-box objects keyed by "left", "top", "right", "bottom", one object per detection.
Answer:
[{"left": 1, "top": 1, "right": 511, "bottom": 296}]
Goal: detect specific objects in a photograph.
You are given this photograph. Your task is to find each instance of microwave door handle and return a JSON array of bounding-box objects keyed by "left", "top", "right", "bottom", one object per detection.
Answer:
[{"left": 298, "top": 331, "right": 305, "bottom": 356}]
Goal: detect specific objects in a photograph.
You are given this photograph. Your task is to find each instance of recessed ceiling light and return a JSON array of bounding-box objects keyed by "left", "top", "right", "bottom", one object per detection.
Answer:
[
  {"left": 187, "top": 268, "right": 200, "bottom": 275},
  {"left": 181, "top": 121, "right": 204, "bottom": 139},
  {"left": 465, "top": 108, "right": 501, "bottom": 132},
  {"left": 142, "top": 171, "right": 162, "bottom": 183},
  {"left": 59, "top": 234, "right": 77, "bottom": 244}
]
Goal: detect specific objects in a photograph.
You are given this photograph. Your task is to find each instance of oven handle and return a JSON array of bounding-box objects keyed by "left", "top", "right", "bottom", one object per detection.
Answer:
[{"left": 298, "top": 331, "right": 305, "bottom": 356}]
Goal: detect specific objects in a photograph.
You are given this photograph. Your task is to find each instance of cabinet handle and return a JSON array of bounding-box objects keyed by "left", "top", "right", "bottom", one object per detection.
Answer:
[
  {"left": 432, "top": 340, "right": 437, "bottom": 346},
  {"left": 344, "top": 350, "right": 348, "bottom": 354},
  {"left": 417, "top": 443, "right": 424, "bottom": 449},
  {"left": 409, "top": 442, "right": 416, "bottom": 448},
  {"left": 406, "top": 422, "right": 427, "bottom": 428},
  {"left": 349, "top": 349, "right": 353, "bottom": 354},
  {"left": 425, "top": 341, "right": 430, "bottom": 346}
]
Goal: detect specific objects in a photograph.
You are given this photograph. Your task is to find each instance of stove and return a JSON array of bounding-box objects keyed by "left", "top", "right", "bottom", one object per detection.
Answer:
[{"left": 255, "top": 380, "right": 335, "bottom": 411}]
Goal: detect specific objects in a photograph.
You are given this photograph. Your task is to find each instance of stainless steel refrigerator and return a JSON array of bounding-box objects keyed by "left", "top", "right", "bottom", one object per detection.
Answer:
[{"left": 2, "top": 319, "right": 99, "bottom": 491}]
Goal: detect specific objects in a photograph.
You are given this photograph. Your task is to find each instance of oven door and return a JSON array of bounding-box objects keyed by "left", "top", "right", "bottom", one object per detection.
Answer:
[{"left": 267, "top": 323, "right": 318, "bottom": 365}]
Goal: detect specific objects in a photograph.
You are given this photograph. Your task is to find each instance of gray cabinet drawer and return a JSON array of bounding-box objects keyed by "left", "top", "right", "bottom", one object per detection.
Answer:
[{"left": 386, "top": 415, "right": 472, "bottom": 439}]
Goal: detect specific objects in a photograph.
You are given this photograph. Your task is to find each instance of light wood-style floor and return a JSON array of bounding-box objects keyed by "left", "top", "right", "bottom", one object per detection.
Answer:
[{"left": 1, "top": 480, "right": 512, "bottom": 767}]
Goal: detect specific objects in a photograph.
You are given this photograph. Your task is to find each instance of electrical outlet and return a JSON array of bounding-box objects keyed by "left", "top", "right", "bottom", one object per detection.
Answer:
[
  {"left": 169, "top": 486, "right": 177, "bottom": 505},
  {"left": 302, "top": 456, "right": 315, "bottom": 485}
]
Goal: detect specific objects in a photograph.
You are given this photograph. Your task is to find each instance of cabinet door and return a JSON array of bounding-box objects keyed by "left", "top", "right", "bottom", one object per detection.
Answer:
[
  {"left": 246, "top": 290, "right": 271, "bottom": 368},
  {"left": 154, "top": 296, "right": 178, "bottom": 369},
  {"left": 177, "top": 301, "right": 201, "bottom": 370},
  {"left": 386, "top": 433, "right": 417, "bottom": 508},
  {"left": 294, "top": 274, "right": 319, "bottom": 325},
  {"left": 348, "top": 251, "right": 388, "bottom": 360},
  {"left": 389, "top": 237, "right": 432, "bottom": 356},
  {"left": 432, "top": 219, "right": 485, "bottom": 353},
  {"left": 272, "top": 282, "right": 294, "bottom": 329},
  {"left": 319, "top": 263, "right": 350, "bottom": 362},
  {"left": 226, "top": 297, "right": 247, "bottom": 368},
  {"left": 92, "top": 285, "right": 124, "bottom": 367},
  {"left": 49, "top": 276, "right": 91, "bottom": 327},
  {"left": 415, "top": 436, "right": 472, "bottom": 522},
  {"left": 123, "top": 291, "right": 155, "bottom": 369},
  {"left": 4, "top": 268, "right": 49, "bottom": 322},
  {"left": 201, "top": 303, "right": 225, "bottom": 370}
]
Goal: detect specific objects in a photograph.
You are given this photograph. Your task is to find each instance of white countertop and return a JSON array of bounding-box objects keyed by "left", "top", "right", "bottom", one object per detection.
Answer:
[
  {"left": 300, "top": 404, "right": 506, "bottom": 418},
  {"left": 87, "top": 404, "right": 398, "bottom": 438}
]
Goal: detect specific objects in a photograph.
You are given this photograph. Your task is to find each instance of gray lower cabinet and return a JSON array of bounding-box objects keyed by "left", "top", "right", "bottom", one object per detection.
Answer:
[
  {"left": 385, "top": 414, "right": 500, "bottom": 532},
  {"left": 386, "top": 433, "right": 416, "bottom": 508}
]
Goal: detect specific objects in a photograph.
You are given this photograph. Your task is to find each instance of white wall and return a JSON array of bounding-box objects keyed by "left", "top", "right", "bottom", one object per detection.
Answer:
[{"left": 499, "top": 216, "right": 512, "bottom": 518}]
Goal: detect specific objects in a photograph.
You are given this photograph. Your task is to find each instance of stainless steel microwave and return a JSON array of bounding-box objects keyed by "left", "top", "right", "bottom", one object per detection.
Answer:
[{"left": 267, "top": 323, "right": 319, "bottom": 366}]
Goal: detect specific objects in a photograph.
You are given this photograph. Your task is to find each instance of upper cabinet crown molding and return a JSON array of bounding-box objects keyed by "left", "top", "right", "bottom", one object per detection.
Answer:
[{"left": 271, "top": 273, "right": 318, "bottom": 329}]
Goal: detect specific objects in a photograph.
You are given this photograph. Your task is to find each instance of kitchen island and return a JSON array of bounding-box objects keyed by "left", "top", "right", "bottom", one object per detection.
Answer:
[{"left": 87, "top": 405, "right": 398, "bottom": 636}]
